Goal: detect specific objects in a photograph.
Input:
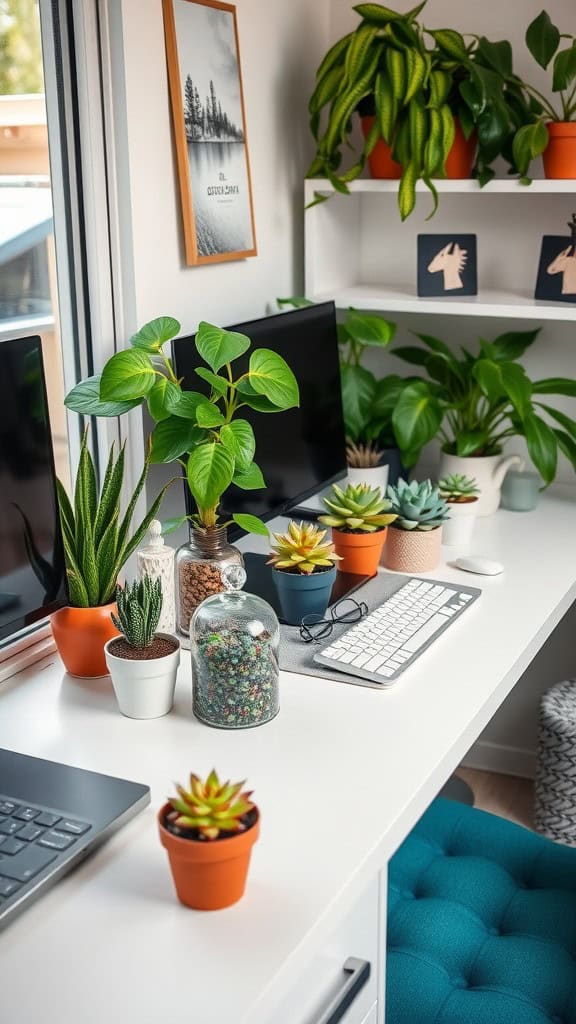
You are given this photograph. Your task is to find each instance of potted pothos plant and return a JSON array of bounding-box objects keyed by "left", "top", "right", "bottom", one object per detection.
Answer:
[
  {"left": 390, "top": 328, "right": 576, "bottom": 515},
  {"left": 52, "top": 432, "right": 171, "bottom": 678},
  {"left": 158, "top": 768, "right": 259, "bottom": 911},
  {"left": 306, "top": 1, "right": 535, "bottom": 219},
  {"left": 385, "top": 479, "right": 449, "bottom": 573},
  {"left": 65, "top": 316, "right": 299, "bottom": 634},
  {"left": 512, "top": 10, "right": 576, "bottom": 179},
  {"left": 277, "top": 298, "right": 409, "bottom": 484},
  {"left": 268, "top": 521, "right": 341, "bottom": 625},
  {"left": 104, "top": 576, "right": 180, "bottom": 719},
  {"left": 319, "top": 481, "right": 397, "bottom": 576}
]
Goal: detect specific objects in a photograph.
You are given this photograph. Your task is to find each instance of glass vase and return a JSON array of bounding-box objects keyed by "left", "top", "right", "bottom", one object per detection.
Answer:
[{"left": 175, "top": 526, "right": 244, "bottom": 638}]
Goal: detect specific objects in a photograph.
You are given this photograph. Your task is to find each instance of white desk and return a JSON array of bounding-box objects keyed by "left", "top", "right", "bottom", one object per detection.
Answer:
[{"left": 0, "top": 492, "right": 575, "bottom": 1024}]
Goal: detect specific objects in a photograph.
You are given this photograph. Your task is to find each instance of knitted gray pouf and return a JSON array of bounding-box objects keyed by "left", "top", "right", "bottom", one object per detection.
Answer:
[{"left": 534, "top": 679, "right": 576, "bottom": 846}]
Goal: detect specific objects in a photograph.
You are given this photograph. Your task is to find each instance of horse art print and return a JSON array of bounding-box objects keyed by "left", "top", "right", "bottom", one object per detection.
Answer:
[
  {"left": 535, "top": 215, "right": 576, "bottom": 304},
  {"left": 417, "top": 234, "right": 477, "bottom": 297}
]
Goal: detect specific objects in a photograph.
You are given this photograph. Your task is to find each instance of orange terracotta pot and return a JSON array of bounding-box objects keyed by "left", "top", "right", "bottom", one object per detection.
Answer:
[
  {"left": 332, "top": 528, "right": 387, "bottom": 577},
  {"left": 384, "top": 525, "right": 442, "bottom": 574},
  {"left": 543, "top": 123, "right": 576, "bottom": 179},
  {"left": 158, "top": 803, "right": 260, "bottom": 911},
  {"left": 50, "top": 603, "right": 119, "bottom": 678},
  {"left": 361, "top": 116, "right": 402, "bottom": 178}
]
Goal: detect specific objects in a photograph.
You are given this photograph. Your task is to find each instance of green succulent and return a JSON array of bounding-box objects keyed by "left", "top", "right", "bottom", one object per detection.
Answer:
[
  {"left": 319, "top": 482, "right": 397, "bottom": 533},
  {"left": 438, "top": 474, "right": 479, "bottom": 502},
  {"left": 386, "top": 478, "right": 449, "bottom": 531},
  {"left": 111, "top": 575, "right": 163, "bottom": 648}
]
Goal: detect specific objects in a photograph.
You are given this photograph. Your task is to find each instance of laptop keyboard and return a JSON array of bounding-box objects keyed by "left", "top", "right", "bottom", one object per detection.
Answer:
[{"left": 0, "top": 798, "right": 91, "bottom": 902}]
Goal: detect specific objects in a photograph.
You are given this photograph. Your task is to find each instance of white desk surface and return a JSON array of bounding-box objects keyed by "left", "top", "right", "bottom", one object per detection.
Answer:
[{"left": 0, "top": 491, "right": 575, "bottom": 1024}]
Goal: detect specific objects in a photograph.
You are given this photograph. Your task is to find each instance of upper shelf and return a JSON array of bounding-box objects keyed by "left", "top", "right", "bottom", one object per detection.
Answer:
[{"left": 305, "top": 178, "right": 576, "bottom": 196}]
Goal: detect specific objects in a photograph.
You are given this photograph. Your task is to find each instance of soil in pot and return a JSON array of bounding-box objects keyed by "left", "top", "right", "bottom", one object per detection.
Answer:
[
  {"left": 192, "top": 627, "right": 279, "bottom": 729},
  {"left": 107, "top": 635, "right": 179, "bottom": 660}
]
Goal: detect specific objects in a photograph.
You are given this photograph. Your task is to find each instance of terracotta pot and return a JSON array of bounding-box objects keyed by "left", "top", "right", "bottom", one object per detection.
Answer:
[
  {"left": 360, "top": 116, "right": 476, "bottom": 181},
  {"left": 332, "top": 528, "right": 387, "bottom": 576},
  {"left": 543, "top": 122, "right": 576, "bottom": 179},
  {"left": 158, "top": 803, "right": 260, "bottom": 910},
  {"left": 50, "top": 603, "right": 119, "bottom": 678},
  {"left": 360, "top": 116, "right": 402, "bottom": 178},
  {"left": 384, "top": 525, "right": 442, "bottom": 573}
]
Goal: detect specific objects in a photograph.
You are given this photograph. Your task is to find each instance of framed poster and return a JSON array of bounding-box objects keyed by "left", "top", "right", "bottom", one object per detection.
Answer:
[
  {"left": 163, "top": 0, "right": 257, "bottom": 266},
  {"left": 535, "top": 216, "right": 576, "bottom": 303},
  {"left": 417, "top": 234, "right": 477, "bottom": 297}
]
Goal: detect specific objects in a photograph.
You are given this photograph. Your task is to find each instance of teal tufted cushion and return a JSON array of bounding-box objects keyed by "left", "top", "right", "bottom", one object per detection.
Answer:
[{"left": 387, "top": 798, "right": 576, "bottom": 1023}]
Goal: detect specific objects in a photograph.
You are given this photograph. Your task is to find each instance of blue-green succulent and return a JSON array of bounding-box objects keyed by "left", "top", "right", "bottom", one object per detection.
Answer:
[{"left": 386, "top": 479, "right": 450, "bottom": 532}]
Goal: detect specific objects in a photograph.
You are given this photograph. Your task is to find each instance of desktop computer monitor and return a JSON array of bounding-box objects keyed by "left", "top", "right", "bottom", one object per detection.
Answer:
[
  {"left": 172, "top": 302, "right": 347, "bottom": 533},
  {"left": 0, "top": 336, "right": 66, "bottom": 645}
]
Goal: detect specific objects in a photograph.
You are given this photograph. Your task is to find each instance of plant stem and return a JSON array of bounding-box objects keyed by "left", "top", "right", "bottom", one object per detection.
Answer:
[{"left": 161, "top": 355, "right": 179, "bottom": 385}]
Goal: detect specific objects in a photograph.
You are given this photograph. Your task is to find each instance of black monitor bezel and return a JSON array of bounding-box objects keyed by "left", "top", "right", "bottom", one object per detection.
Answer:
[{"left": 172, "top": 301, "right": 347, "bottom": 537}]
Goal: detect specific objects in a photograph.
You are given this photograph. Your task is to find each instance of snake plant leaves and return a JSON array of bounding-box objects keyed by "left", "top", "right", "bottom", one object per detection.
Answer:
[
  {"left": 149, "top": 416, "right": 203, "bottom": 463},
  {"left": 187, "top": 443, "right": 235, "bottom": 511},
  {"left": 130, "top": 316, "right": 181, "bottom": 353},
  {"left": 64, "top": 374, "right": 141, "bottom": 418},
  {"left": 526, "top": 9, "right": 560, "bottom": 69},
  {"left": 195, "top": 322, "right": 250, "bottom": 373},
  {"left": 220, "top": 420, "right": 255, "bottom": 472},
  {"left": 245, "top": 349, "right": 299, "bottom": 409},
  {"left": 100, "top": 350, "right": 156, "bottom": 402}
]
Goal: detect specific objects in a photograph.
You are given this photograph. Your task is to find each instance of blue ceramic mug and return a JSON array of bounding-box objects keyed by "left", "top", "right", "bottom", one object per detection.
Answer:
[{"left": 500, "top": 469, "right": 540, "bottom": 512}]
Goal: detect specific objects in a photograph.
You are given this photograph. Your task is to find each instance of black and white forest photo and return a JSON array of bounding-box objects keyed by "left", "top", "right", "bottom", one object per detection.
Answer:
[{"left": 164, "top": 0, "right": 256, "bottom": 265}]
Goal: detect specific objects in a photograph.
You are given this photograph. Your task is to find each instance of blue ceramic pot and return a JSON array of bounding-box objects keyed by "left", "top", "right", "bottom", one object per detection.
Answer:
[{"left": 272, "top": 565, "right": 336, "bottom": 626}]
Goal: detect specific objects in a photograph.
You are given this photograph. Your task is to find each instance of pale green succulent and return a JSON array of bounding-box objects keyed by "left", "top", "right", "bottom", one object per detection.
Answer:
[
  {"left": 386, "top": 479, "right": 449, "bottom": 532},
  {"left": 319, "top": 482, "right": 397, "bottom": 534},
  {"left": 438, "top": 474, "right": 479, "bottom": 502}
]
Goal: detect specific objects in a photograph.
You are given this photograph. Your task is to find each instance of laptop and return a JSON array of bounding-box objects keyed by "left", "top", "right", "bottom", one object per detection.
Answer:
[{"left": 0, "top": 748, "right": 149, "bottom": 929}]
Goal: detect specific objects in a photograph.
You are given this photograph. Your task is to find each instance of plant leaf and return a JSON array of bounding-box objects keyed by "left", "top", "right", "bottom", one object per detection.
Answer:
[
  {"left": 220, "top": 419, "right": 255, "bottom": 471},
  {"left": 130, "top": 316, "right": 181, "bottom": 352},
  {"left": 276, "top": 296, "right": 314, "bottom": 309},
  {"left": 345, "top": 309, "right": 396, "bottom": 347},
  {"left": 170, "top": 391, "right": 206, "bottom": 420},
  {"left": 532, "top": 378, "right": 576, "bottom": 397},
  {"left": 232, "top": 513, "right": 269, "bottom": 536},
  {"left": 476, "top": 37, "right": 512, "bottom": 77},
  {"left": 340, "top": 364, "right": 377, "bottom": 441},
  {"left": 232, "top": 462, "right": 266, "bottom": 490},
  {"left": 391, "top": 381, "right": 442, "bottom": 454},
  {"left": 195, "top": 401, "right": 225, "bottom": 428},
  {"left": 512, "top": 120, "right": 548, "bottom": 176},
  {"left": 186, "top": 443, "right": 235, "bottom": 510},
  {"left": 523, "top": 412, "right": 557, "bottom": 484},
  {"left": 100, "top": 350, "right": 156, "bottom": 401},
  {"left": 552, "top": 43, "right": 576, "bottom": 93},
  {"left": 490, "top": 329, "right": 540, "bottom": 362},
  {"left": 150, "top": 417, "right": 203, "bottom": 463},
  {"left": 195, "top": 322, "right": 250, "bottom": 373},
  {"left": 246, "top": 348, "right": 299, "bottom": 409},
  {"left": 526, "top": 9, "right": 560, "bottom": 69},
  {"left": 147, "top": 378, "right": 181, "bottom": 422},
  {"left": 64, "top": 375, "right": 141, "bottom": 417},
  {"left": 194, "top": 367, "right": 228, "bottom": 396}
]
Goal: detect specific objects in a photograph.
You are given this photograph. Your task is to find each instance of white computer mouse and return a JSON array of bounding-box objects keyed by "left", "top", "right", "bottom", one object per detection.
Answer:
[{"left": 455, "top": 555, "right": 504, "bottom": 576}]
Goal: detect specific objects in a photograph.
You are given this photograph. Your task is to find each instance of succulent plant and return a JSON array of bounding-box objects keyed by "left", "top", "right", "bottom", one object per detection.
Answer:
[
  {"left": 111, "top": 575, "right": 163, "bottom": 648},
  {"left": 166, "top": 769, "right": 255, "bottom": 840},
  {"left": 346, "top": 440, "right": 385, "bottom": 470},
  {"left": 319, "top": 482, "right": 397, "bottom": 534},
  {"left": 268, "top": 520, "right": 340, "bottom": 575},
  {"left": 386, "top": 479, "right": 450, "bottom": 532},
  {"left": 438, "top": 474, "right": 479, "bottom": 503}
]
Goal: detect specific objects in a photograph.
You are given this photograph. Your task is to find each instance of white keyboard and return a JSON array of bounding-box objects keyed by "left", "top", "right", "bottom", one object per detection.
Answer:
[{"left": 314, "top": 577, "right": 480, "bottom": 687}]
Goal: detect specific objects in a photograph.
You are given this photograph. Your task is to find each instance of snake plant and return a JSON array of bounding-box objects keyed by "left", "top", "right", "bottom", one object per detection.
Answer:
[
  {"left": 111, "top": 576, "right": 163, "bottom": 648},
  {"left": 386, "top": 479, "right": 449, "bottom": 531},
  {"left": 307, "top": 2, "right": 535, "bottom": 218}
]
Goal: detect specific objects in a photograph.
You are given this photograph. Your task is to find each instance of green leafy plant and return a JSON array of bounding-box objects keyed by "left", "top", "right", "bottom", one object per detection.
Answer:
[
  {"left": 65, "top": 317, "right": 299, "bottom": 536},
  {"left": 512, "top": 10, "right": 576, "bottom": 175},
  {"left": 111, "top": 576, "right": 163, "bottom": 649},
  {"left": 386, "top": 478, "right": 449, "bottom": 530},
  {"left": 56, "top": 432, "right": 171, "bottom": 608},
  {"left": 319, "top": 481, "right": 397, "bottom": 533},
  {"left": 268, "top": 521, "right": 341, "bottom": 575},
  {"left": 306, "top": 2, "right": 535, "bottom": 218},
  {"left": 166, "top": 769, "right": 255, "bottom": 840},
  {"left": 391, "top": 328, "right": 576, "bottom": 484},
  {"left": 438, "top": 473, "right": 479, "bottom": 502}
]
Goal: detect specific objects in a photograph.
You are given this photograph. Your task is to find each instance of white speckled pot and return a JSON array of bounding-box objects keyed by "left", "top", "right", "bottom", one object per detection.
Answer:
[
  {"left": 384, "top": 525, "right": 442, "bottom": 574},
  {"left": 105, "top": 634, "right": 180, "bottom": 719},
  {"left": 442, "top": 500, "right": 478, "bottom": 547}
]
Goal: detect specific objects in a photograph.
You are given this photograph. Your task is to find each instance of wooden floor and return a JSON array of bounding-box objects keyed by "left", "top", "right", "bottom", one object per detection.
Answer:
[{"left": 455, "top": 767, "right": 535, "bottom": 830}]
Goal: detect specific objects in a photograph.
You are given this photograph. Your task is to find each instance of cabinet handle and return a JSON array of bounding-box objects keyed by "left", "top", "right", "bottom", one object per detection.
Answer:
[{"left": 314, "top": 957, "right": 371, "bottom": 1024}]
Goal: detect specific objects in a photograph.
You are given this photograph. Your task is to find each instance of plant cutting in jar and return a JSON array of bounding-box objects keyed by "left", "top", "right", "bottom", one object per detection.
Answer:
[
  {"left": 319, "top": 482, "right": 397, "bottom": 576},
  {"left": 385, "top": 478, "right": 449, "bottom": 571},
  {"left": 64, "top": 316, "right": 300, "bottom": 631},
  {"left": 158, "top": 768, "right": 259, "bottom": 910},
  {"left": 267, "top": 521, "right": 341, "bottom": 625},
  {"left": 104, "top": 576, "right": 180, "bottom": 720},
  {"left": 306, "top": 1, "right": 535, "bottom": 218}
]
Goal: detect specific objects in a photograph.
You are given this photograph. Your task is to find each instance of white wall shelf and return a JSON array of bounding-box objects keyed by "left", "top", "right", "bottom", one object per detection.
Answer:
[{"left": 304, "top": 178, "right": 576, "bottom": 322}]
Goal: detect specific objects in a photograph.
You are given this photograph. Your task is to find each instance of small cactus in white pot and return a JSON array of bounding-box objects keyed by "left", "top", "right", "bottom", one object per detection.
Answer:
[
  {"left": 104, "top": 576, "right": 180, "bottom": 719},
  {"left": 385, "top": 479, "right": 449, "bottom": 573},
  {"left": 438, "top": 474, "right": 479, "bottom": 548}
]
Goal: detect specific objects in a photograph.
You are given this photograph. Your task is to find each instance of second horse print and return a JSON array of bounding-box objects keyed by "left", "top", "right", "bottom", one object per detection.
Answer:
[{"left": 418, "top": 234, "right": 478, "bottom": 297}]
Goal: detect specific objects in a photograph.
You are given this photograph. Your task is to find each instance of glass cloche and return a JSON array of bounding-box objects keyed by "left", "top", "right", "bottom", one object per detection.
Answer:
[{"left": 190, "top": 565, "right": 280, "bottom": 730}]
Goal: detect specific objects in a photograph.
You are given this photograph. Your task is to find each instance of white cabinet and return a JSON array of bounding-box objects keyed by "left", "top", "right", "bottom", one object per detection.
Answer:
[{"left": 270, "top": 873, "right": 384, "bottom": 1024}]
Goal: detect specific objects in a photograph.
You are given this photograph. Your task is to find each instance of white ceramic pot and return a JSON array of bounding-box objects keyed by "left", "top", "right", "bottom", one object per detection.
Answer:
[
  {"left": 442, "top": 500, "right": 477, "bottom": 547},
  {"left": 104, "top": 633, "right": 180, "bottom": 719},
  {"left": 438, "top": 452, "right": 524, "bottom": 516},
  {"left": 347, "top": 464, "right": 389, "bottom": 493}
]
